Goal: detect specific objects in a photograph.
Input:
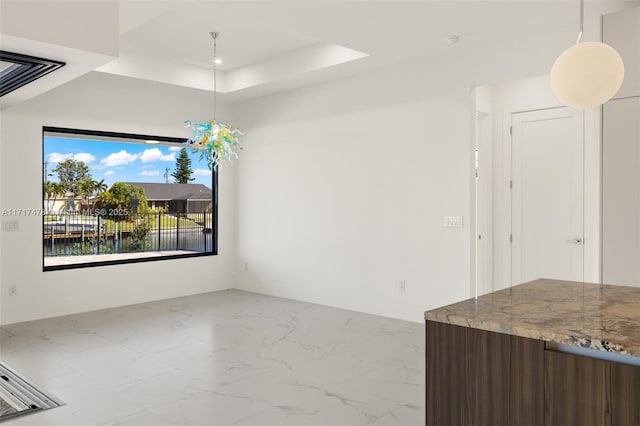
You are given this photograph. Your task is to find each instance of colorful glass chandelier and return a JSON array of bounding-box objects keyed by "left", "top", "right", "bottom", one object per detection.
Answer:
[{"left": 184, "top": 32, "right": 243, "bottom": 170}]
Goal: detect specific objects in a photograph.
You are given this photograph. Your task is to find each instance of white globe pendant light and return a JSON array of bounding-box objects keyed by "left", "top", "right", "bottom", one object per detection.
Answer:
[{"left": 550, "top": 0, "right": 624, "bottom": 108}]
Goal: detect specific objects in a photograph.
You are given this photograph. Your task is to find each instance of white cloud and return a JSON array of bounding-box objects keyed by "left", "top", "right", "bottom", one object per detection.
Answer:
[
  {"left": 73, "top": 153, "right": 96, "bottom": 163},
  {"left": 168, "top": 146, "right": 183, "bottom": 152},
  {"left": 194, "top": 168, "right": 212, "bottom": 176},
  {"left": 140, "top": 148, "right": 175, "bottom": 163},
  {"left": 104, "top": 170, "right": 115, "bottom": 176},
  {"left": 140, "top": 170, "right": 160, "bottom": 177},
  {"left": 47, "top": 152, "right": 72, "bottom": 163},
  {"left": 48, "top": 152, "right": 96, "bottom": 164},
  {"left": 101, "top": 150, "right": 138, "bottom": 167}
]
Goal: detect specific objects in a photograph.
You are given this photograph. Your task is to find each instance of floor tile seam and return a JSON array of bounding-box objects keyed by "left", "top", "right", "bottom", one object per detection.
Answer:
[
  {"left": 371, "top": 404, "right": 425, "bottom": 426},
  {"left": 1, "top": 341, "right": 113, "bottom": 370},
  {"left": 233, "top": 379, "right": 393, "bottom": 426},
  {"left": 109, "top": 369, "right": 180, "bottom": 392},
  {"left": 142, "top": 343, "right": 230, "bottom": 364},
  {"left": 334, "top": 342, "right": 425, "bottom": 360},
  {"left": 0, "top": 334, "right": 60, "bottom": 355},
  {"left": 97, "top": 362, "right": 179, "bottom": 390},
  {"left": 55, "top": 339, "right": 136, "bottom": 361},
  {"left": 0, "top": 344, "right": 33, "bottom": 356},
  {"left": 0, "top": 289, "right": 238, "bottom": 331},
  {"left": 204, "top": 366, "right": 300, "bottom": 392},
  {"left": 226, "top": 289, "right": 421, "bottom": 323},
  {"left": 53, "top": 345, "right": 179, "bottom": 389},
  {"left": 118, "top": 334, "right": 219, "bottom": 358},
  {"left": 327, "top": 375, "right": 424, "bottom": 407},
  {"left": 136, "top": 400, "right": 275, "bottom": 426},
  {"left": 95, "top": 408, "right": 150, "bottom": 426},
  {"left": 216, "top": 405, "right": 280, "bottom": 426},
  {"left": 28, "top": 364, "right": 82, "bottom": 387},
  {"left": 381, "top": 404, "right": 425, "bottom": 426}
]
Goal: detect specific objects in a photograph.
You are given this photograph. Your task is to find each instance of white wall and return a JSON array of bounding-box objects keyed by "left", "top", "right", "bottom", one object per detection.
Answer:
[
  {"left": 232, "top": 19, "right": 609, "bottom": 322},
  {"left": 0, "top": 0, "right": 119, "bottom": 57},
  {"left": 2, "top": 4, "right": 636, "bottom": 326},
  {"left": 0, "top": 72, "right": 236, "bottom": 325},
  {"left": 601, "top": 6, "right": 640, "bottom": 286},
  {"left": 0, "top": 0, "right": 121, "bottom": 111}
]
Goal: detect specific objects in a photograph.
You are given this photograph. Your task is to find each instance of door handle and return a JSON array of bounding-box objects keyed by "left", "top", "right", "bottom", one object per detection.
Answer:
[{"left": 566, "top": 238, "right": 583, "bottom": 245}]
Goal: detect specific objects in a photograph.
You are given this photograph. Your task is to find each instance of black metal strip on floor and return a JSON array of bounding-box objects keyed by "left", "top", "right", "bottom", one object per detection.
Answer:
[{"left": 0, "top": 362, "right": 63, "bottom": 421}]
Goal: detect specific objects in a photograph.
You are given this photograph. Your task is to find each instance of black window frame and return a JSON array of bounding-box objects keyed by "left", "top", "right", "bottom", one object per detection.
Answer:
[{"left": 42, "top": 126, "right": 218, "bottom": 272}]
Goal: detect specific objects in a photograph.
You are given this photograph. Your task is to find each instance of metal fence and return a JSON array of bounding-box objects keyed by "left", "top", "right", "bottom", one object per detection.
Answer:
[{"left": 43, "top": 211, "right": 214, "bottom": 256}]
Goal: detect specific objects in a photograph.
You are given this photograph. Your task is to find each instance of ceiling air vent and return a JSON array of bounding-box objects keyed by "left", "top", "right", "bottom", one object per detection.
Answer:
[{"left": 0, "top": 51, "right": 65, "bottom": 97}]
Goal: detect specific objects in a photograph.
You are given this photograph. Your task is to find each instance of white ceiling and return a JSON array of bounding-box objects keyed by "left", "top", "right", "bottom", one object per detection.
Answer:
[
  {"left": 119, "top": 2, "right": 319, "bottom": 71},
  {"left": 2, "top": 0, "right": 640, "bottom": 107},
  {"left": 105, "top": 0, "right": 639, "bottom": 101},
  {"left": 119, "top": 1, "right": 636, "bottom": 66}
]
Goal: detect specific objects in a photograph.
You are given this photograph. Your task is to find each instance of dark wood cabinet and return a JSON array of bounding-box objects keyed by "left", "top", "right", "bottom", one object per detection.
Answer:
[
  {"left": 545, "top": 350, "right": 640, "bottom": 426},
  {"left": 610, "top": 360, "right": 640, "bottom": 425},
  {"left": 466, "top": 327, "right": 510, "bottom": 426},
  {"left": 426, "top": 320, "right": 640, "bottom": 426},
  {"left": 544, "top": 350, "right": 609, "bottom": 426},
  {"left": 426, "top": 321, "right": 543, "bottom": 426},
  {"left": 425, "top": 320, "right": 468, "bottom": 425},
  {"left": 509, "top": 335, "right": 545, "bottom": 426}
]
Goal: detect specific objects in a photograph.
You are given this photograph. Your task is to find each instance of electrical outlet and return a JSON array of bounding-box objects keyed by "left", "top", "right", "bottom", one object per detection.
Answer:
[
  {"left": 243, "top": 262, "right": 249, "bottom": 271},
  {"left": 8, "top": 286, "right": 17, "bottom": 297},
  {"left": 2, "top": 221, "right": 19, "bottom": 232},
  {"left": 398, "top": 280, "right": 406, "bottom": 291}
]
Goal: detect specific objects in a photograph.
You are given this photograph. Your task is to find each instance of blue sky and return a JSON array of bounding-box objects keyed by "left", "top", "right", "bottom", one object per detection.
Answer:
[{"left": 44, "top": 137, "right": 212, "bottom": 188}]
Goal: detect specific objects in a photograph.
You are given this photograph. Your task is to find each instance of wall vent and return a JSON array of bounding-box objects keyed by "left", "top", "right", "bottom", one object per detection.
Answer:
[{"left": 0, "top": 51, "right": 65, "bottom": 97}]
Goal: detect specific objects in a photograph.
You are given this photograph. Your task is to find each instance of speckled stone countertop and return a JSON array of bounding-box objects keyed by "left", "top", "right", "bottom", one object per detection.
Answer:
[{"left": 425, "top": 279, "right": 640, "bottom": 356}]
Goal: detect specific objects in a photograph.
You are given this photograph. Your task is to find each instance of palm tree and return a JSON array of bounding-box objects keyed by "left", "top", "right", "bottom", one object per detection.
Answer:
[
  {"left": 94, "top": 179, "right": 107, "bottom": 195},
  {"left": 78, "top": 179, "right": 95, "bottom": 210},
  {"left": 88, "top": 179, "right": 107, "bottom": 209},
  {"left": 43, "top": 181, "right": 66, "bottom": 214},
  {"left": 43, "top": 181, "right": 56, "bottom": 213},
  {"left": 53, "top": 182, "right": 66, "bottom": 199}
]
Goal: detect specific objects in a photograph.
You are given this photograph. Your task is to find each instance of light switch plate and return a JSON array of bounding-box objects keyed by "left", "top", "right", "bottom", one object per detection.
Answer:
[{"left": 444, "top": 216, "right": 464, "bottom": 228}]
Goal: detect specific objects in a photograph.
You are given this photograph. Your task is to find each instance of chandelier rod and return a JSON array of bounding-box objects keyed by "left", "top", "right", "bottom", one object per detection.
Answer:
[
  {"left": 210, "top": 31, "right": 219, "bottom": 120},
  {"left": 576, "top": 0, "right": 584, "bottom": 44}
]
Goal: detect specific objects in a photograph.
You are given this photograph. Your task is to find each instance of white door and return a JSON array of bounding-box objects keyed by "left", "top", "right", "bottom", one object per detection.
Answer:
[{"left": 511, "top": 107, "right": 584, "bottom": 285}]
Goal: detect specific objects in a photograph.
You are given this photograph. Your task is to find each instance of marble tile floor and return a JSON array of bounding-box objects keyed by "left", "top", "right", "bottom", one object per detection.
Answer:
[{"left": 0, "top": 290, "right": 424, "bottom": 426}]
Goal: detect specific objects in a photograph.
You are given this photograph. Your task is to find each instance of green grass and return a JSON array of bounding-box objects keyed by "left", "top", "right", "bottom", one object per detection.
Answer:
[
  {"left": 44, "top": 213, "right": 201, "bottom": 232},
  {"left": 103, "top": 214, "right": 198, "bottom": 232},
  {"left": 154, "top": 215, "right": 198, "bottom": 229}
]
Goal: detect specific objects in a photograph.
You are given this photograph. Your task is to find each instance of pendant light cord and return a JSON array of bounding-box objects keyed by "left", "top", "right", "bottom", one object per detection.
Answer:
[
  {"left": 210, "top": 31, "right": 219, "bottom": 121},
  {"left": 576, "top": 0, "right": 584, "bottom": 44}
]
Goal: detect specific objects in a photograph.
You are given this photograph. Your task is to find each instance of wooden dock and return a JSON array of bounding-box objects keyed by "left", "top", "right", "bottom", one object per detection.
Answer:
[{"left": 43, "top": 232, "right": 131, "bottom": 241}]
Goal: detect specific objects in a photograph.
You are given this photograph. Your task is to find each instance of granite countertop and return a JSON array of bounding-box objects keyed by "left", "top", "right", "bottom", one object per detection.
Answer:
[{"left": 424, "top": 279, "right": 640, "bottom": 356}]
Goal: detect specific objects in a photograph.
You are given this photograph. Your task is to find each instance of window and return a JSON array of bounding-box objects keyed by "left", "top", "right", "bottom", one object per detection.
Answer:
[{"left": 42, "top": 127, "right": 217, "bottom": 271}]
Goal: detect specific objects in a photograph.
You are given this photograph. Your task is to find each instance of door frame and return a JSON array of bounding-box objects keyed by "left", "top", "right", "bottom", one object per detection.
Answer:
[
  {"left": 509, "top": 106, "right": 585, "bottom": 285},
  {"left": 502, "top": 106, "right": 600, "bottom": 286},
  {"left": 470, "top": 87, "right": 493, "bottom": 298},
  {"left": 474, "top": 111, "right": 492, "bottom": 297},
  {"left": 472, "top": 76, "right": 601, "bottom": 297}
]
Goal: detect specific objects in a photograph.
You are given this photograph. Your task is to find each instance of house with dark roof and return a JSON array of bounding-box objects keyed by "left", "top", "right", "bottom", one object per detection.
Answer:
[{"left": 124, "top": 182, "right": 213, "bottom": 213}]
